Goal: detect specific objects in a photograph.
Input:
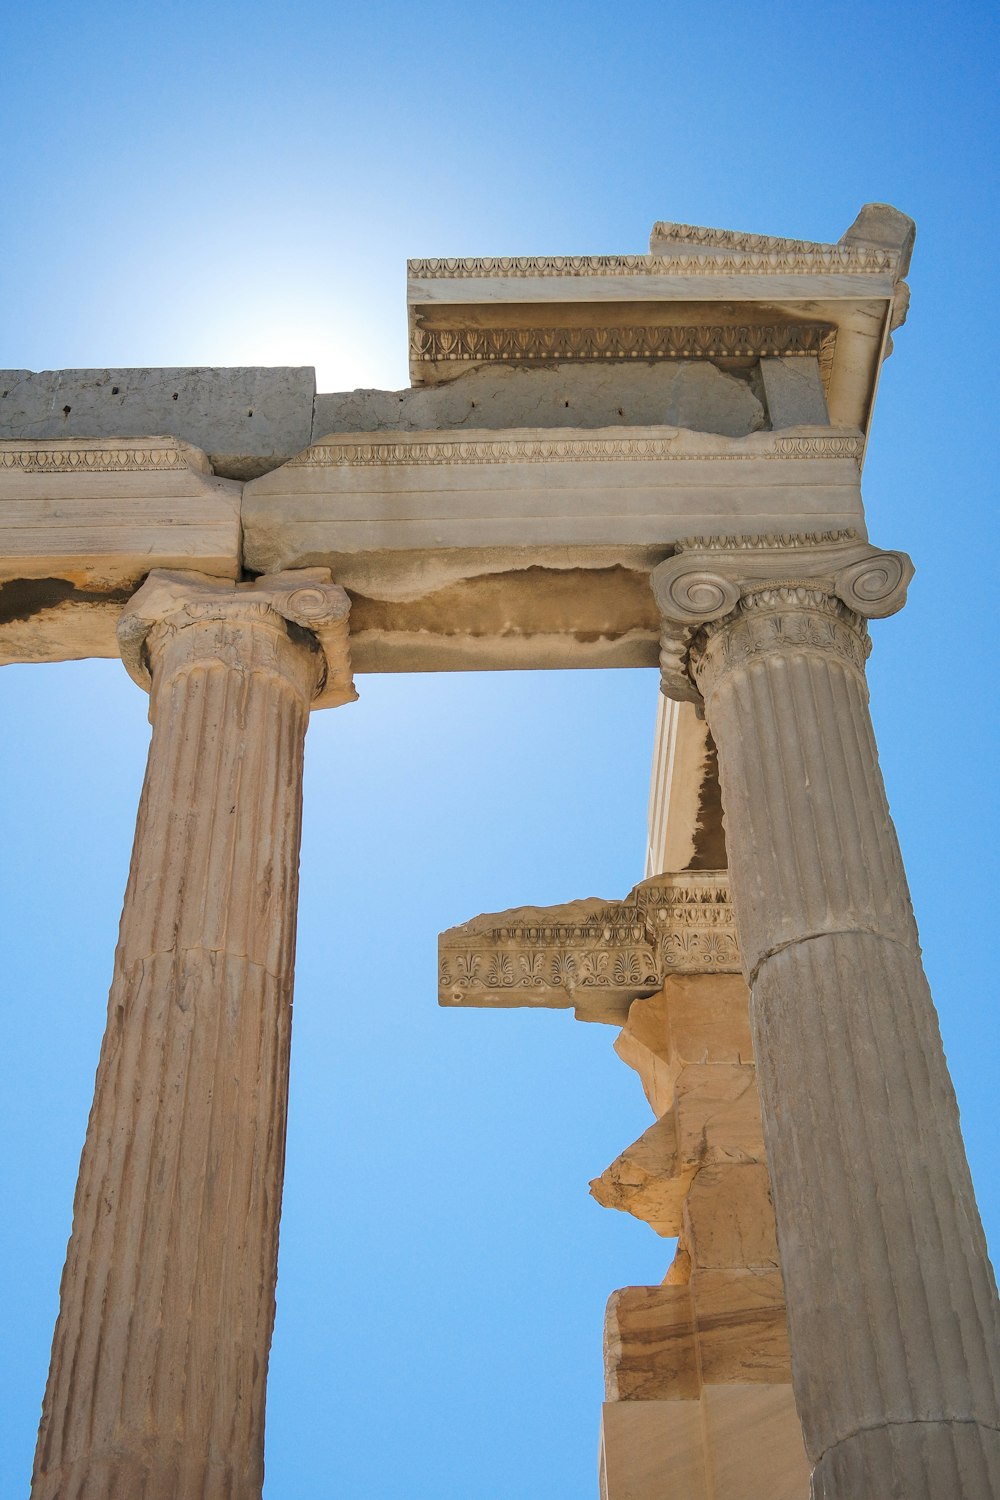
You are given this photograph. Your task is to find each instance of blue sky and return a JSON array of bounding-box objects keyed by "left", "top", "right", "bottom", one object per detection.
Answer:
[{"left": 1, "top": 2, "right": 998, "bottom": 1496}]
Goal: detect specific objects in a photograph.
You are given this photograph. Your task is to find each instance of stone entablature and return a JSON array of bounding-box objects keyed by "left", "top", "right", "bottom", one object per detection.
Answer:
[
  {"left": 1, "top": 426, "right": 866, "bottom": 671},
  {"left": 406, "top": 204, "right": 912, "bottom": 440},
  {"left": 438, "top": 871, "right": 738, "bottom": 1024}
]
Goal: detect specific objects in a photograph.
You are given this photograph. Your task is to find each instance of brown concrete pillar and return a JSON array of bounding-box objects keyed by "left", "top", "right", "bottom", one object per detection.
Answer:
[
  {"left": 31, "top": 568, "right": 355, "bottom": 1500},
  {"left": 653, "top": 536, "right": 1000, "bottom": 1497}
]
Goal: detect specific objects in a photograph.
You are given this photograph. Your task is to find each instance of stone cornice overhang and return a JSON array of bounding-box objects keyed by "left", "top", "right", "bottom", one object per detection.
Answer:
[
  {"left": 406, "top": 210, "right": 912, "bottom": 447},
  {"left": 0, "top": 426, "right": 865, "bottom": 671}
]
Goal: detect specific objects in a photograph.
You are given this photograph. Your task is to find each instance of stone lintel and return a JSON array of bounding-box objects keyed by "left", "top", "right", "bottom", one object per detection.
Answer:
[
  {"left": 438, "top": 871, "right": 738, "bottom": 1024},
  {"left": 1, "top": 429, "right": 867, "bottom": 671},
  {"left": 0, "top": 367, "right": 317, "bottom": 480},
  {"left": 245, "top": 426, "right": 865, "bottom": 676},
  {"left": 0, "top": 438, "right": 241, "bottom": 666}
]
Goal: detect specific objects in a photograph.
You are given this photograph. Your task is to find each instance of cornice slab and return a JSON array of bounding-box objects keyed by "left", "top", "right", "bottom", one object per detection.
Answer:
[
  {"left": 406, "top": 205, "right": 913, "bottom": 446},
  {"left": 438, "top": 871, "right": 738, "bottom": 1025},
  {"left": 0, "top": 437, "right": 241, "bottom": 666},
  {"left": 408, "top": 256, "right": 895, "bottom": 291}
]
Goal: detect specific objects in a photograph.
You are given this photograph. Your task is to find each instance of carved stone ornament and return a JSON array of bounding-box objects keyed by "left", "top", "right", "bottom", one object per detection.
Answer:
[
  {"left": 407, "top": 244, "right": 898, "bottom": 279},
  {"left": 409, "top": 320, "right": 835, "bottom": 369},
  {"left": 117, "top": 567, "right": 357, "bottom": 709},
  {"left": 650, "top": 531, "right": 914, "bottom": 704},
  {"left": 439, "top": 871, "right": 738, "bottom": 1024}
]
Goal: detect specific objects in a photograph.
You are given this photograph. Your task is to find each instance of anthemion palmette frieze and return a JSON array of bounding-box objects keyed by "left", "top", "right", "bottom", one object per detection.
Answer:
[
  {"left": 408, "top": 320, "right": 837, "bottom": 372},
  {"left": 439, "top": 872, "right": 739, "bottom": 1024},
  {"left": 405, "top": 244, "right": 900, "bottom": 279}
]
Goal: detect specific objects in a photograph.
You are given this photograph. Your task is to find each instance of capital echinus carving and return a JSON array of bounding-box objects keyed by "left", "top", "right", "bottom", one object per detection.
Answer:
[
  {"left": 31, "top": 569, "right": 355, "bottom": 1500},
  {"left": 117, "top": 565, "right": 357, "bottom": 710},
  {"left": 650, "top": 530, "right": 911, "bottom": 706},
  {"left": 650, "top": 536, "right": 1000, "bottom": 1498}
]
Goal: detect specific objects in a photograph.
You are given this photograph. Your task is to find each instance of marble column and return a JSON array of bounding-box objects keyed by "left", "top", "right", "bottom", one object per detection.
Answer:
[
  {"left": 653, "top": 535, "right": 1000, "bottom": 1498},
  {"left": 31, "top": 568, "right": 355, "bottom": 1500}
]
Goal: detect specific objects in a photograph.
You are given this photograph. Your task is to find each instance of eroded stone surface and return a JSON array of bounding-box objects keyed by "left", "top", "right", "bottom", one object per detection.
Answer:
[
  {"left": 684, "top": 1164, "right": 779, "bottom": 1271},
  {"left": 30, "top": 570, "right": 350, "bottom": 1500},
  {"left": 604, "top": 1285, "right": 698, "bottom": 1401},
  {"left": 0, "top": 367, "right": 316, "bottom": 480},
  {"left": 604, "top": 1271, "right": 791, "bottom": 1400},
  {"left": 594, "top": 967, "right": 803, "bottom": 1498},
  {"left": 614, "top": 975, "right": 754, "bottom": 1115},
  {"left": 590, "top": 1067, "right": 764, "bottom": 1235},
  {"left": 591, "top": 1113, "right": 695, "bottom": 1236},
  {"left": 654, "top": 535, "right": 1000, "bottom": 1494},
  {"left": 759, "top": 355, "right": 828, "bottom": 428},
  {"left": 314, "top": 361, "right": 765, "bottom": 439}
]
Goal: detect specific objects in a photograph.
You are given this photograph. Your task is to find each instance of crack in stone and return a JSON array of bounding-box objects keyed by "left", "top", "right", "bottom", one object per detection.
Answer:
[{"left": 748, "top": 926, "right": 918, "bottom": 989}]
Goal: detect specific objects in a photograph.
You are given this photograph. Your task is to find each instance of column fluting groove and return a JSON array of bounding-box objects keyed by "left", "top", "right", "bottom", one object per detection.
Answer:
[
  {"left": 679, "top": 575, "right": 1000, "bottom": 1498},
  {"left": 31, "top": 570, "right": 353, "bottom": 1500}
]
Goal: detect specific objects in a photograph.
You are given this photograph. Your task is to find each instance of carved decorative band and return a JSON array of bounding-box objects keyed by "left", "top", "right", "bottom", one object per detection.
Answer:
[
  {"left": 674, "top": 528, "right": 861, "bottom": 552},
  {"left": 772, "top": 436, "right": 863, "bottom": 461},
  {"left": 408, "top": 247, "right": 895, "bottom": 279},
  {"left": 439, "top": 873, "right": 740, "bottom": 1013},
  {"left": 650, "top": 221, "right": 855, "bottom": 255},
  {"left": 410, "top": 323, "right": 834, "bottom": 365},
  {"left": 289, "top": 434, "right": 865, "bottom": 469},
  {"left": 691, "top": 593, "right": 871, "bottom": 699},
  {"left": 0, "top": 447, "right": 190, "bottom": 473}
]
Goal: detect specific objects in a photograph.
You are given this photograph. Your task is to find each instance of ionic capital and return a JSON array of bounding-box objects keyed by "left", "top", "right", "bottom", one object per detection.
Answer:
[
  {"left": 650, "top": 530, "right": 913, "bottom": 703},
  {"left": 117, "top": 567, "right": 357, "bottom": 709}
]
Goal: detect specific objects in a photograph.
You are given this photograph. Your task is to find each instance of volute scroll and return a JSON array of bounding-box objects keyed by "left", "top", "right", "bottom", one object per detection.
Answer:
[
  {"left": 651, "top": 532, "right": 914, "bottom": 703},
  {"left": 116, "top": 566, "right": 357, "bottom": 709}
]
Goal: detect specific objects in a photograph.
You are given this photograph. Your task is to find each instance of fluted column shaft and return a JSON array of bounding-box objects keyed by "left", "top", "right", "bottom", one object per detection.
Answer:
[
  {"left": 690, "top": 584, "right": 1000, "bottom": 1496},
  {"left": 32, "top": 569, "right": 353, "bottom": 1500}
]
